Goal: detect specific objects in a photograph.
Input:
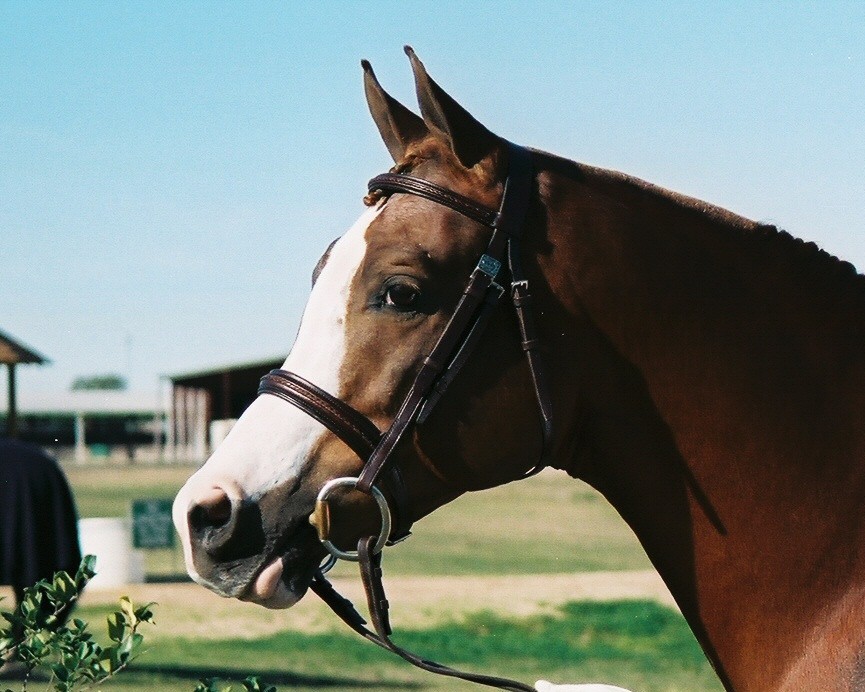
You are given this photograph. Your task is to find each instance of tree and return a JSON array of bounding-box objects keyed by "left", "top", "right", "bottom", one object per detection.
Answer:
[{"left": 69, "top": 375, "right": 127, "bottom": 391}]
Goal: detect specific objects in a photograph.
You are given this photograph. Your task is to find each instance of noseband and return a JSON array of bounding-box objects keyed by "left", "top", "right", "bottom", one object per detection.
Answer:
[{"left": 257, "top": 142, "right": 552, "bottom": 691}]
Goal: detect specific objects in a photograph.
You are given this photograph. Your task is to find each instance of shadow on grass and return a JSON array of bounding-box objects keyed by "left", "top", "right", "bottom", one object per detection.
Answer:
[
  {"left": 0, "top": 663, "right": 49, "bottom": 682},
  {"left": 131, "top": 663, "right": 422, "bottom": 688}
]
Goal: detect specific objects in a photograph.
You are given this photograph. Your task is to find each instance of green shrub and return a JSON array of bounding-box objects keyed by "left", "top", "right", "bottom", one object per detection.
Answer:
[
  {"left": 0, "top": 556, "right": 153, "bottom": 691},
  {"left": 0, "top": 558, "right": 273, "bottom": 692}
]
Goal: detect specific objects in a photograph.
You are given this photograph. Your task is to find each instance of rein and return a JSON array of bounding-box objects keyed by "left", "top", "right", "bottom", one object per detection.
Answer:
[{"left": 257, "top": 142, "right": 552, "bottom": 691}]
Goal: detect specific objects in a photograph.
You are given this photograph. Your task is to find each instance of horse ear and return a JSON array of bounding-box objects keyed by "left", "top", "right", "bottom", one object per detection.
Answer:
[
  {"left": 362, "top": 59, "right": 429, "bottom": 163},
  {"left": 404, "top": 46, "right": 498, "bottom": 169}
]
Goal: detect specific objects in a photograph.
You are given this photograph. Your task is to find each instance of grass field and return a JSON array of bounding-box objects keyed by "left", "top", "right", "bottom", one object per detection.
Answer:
[
  {"left": 64, "top": 464, "right": 653, "bottom": 576},
  {"left": 61, "top": 599, "right": 721, "bottom": 692},
  {"left": 30, "top": 463, "right": 724, "bottom": 691}
]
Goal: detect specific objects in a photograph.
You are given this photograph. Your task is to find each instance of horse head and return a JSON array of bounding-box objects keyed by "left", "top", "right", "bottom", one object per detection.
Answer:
[{"left": 172, "top": 48, "right": 549, "bottom": 608}]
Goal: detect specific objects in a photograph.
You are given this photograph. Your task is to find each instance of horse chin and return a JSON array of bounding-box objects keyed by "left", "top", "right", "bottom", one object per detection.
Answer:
[
  {"left": 240, "top": 569, "right": 305, "bottom": 609},
  {"left": 239, "top": 552, "right": 317, "bottom": 609},
  {"left": 240, "top": 528, "right": 319, "bottom": 609}
]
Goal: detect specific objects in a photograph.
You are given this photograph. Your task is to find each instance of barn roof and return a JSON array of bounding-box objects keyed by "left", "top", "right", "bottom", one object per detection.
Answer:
[
  {"left": 0, "top": 329, "right": 49, "bottom": 365},
  {"left": 169, "top": 356, "right": 283, "bottom": 387},
  {"left": 168, "top": 355, "right": 284, "bottom": 420}
]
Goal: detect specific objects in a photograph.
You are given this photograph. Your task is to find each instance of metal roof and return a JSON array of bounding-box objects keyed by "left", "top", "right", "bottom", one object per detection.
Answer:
[
  {"left": 168, "top": 355, "right": 284, "bottom": 385},
  {"left": 167, "top": 355, "right": 284, "bottom": 420}
]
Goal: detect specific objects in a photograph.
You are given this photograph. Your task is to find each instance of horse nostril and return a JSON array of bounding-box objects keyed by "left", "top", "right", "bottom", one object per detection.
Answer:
[
  {"left": 189, "top": 487, "right": 233, "bottom": 532},
  {"left": 186, "top": 485, "right": 265, "bottom": 562}
]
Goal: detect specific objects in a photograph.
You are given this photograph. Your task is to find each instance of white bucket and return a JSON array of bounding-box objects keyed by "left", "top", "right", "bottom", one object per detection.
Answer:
[{"left": 78, "top": 518, "right": 145, "bottom": 588}]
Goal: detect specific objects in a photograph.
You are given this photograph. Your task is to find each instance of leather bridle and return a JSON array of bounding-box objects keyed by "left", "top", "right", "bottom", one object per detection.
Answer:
[{"left": 257, "top": 142, "right": 552, "bottom": 691}]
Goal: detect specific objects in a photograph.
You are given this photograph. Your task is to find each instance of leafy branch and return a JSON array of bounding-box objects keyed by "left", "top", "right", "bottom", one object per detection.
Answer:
[
  {"left": 0, "top": 555, "right": 154, "bottom": 692},
  {"left": 0, "top": 557, "right": 277, "bottom": 692},
  {"left": 194, "top": 677, "right": 276, "bottom": 692}
]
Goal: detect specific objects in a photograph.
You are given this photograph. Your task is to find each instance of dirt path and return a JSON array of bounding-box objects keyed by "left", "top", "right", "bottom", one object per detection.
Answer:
[{"left": 34, "top": 570, "right": 676, "bottom": 641}]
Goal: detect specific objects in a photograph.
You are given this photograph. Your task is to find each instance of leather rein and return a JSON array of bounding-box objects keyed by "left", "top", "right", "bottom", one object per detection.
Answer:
[{"left": 257, "top": 142, "right": 552, "bottom": 691}]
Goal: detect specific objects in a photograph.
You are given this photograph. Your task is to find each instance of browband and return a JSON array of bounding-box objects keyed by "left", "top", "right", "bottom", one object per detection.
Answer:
[{"left": 368, "top": 173, "right": 499, "bottom": 228}]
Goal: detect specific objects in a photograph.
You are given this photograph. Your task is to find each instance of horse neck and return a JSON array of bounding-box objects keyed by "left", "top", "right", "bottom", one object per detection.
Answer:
[{"left": 536, "top": 157, "right": 865, "bottom": 689}]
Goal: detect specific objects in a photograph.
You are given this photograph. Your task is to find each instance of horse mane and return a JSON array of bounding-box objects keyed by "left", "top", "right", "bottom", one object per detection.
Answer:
[
  {"left": 746, "top": 223, "right": 865, "bottom": 296},
  {"left": 535, "top": 148, "right": 865, "bottom": 304}
]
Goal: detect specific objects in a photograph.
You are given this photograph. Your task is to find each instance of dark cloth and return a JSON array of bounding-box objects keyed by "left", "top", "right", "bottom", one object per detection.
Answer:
[{"left": 0, "top": 439, "right": 81, "bottom": 591}]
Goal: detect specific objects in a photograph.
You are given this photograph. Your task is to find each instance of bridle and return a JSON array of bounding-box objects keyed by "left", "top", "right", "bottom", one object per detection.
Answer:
[{"left": 257, "top": 142, "right": 553, "bottom": 691}]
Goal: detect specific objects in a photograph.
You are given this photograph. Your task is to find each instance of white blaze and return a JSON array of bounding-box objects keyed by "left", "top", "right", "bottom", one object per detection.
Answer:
[{"left": 173, "top": 205, "right": 381, "bottom": 574}]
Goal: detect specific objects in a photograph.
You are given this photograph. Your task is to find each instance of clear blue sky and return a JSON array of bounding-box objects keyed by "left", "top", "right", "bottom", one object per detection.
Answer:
[{"left": 2, "top": 2, "right": 863, "bottom": 398}]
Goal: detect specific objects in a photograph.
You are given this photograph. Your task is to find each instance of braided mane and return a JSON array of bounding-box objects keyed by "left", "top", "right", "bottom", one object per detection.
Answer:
[
  {"left": 564, "top": 152, "right": 865, "bottom": 304},
  {"left": 747, "top": 223, "right": 865, "bottom": 295}
]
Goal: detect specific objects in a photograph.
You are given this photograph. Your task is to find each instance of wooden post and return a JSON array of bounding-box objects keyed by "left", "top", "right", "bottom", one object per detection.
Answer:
[
  {"left": 6, "top": 363, "right": 16, "bottom": 438},
  {"left": 184, "top": 386, "right": 195, "bottom": 460}
]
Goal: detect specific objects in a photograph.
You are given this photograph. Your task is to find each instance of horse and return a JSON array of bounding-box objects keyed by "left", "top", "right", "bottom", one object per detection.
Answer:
[{"left": 173, "top": 47, "right": 865, "bottom": 691}]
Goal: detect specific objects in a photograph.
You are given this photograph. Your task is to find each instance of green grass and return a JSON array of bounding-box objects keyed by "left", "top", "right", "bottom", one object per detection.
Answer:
[
  {"left": 65, "top": 464, "right": 195, "bottom": 519},
  {"left": 381, "top": 479, "right": 652, "bottom": 575},
  {"left": 71, "top": 600, "right": 721, "bottom": 692},
  {"left": 48, "top": 464, "right": 721, "bottom": 691},
  {"left": 65, "top": 465, "right": 653, "bottom": 577}
]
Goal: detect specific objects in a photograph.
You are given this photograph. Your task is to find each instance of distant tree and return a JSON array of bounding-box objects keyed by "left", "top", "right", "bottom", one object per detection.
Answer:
[{"left": 70, "top": 374, "right": 128, "bottom": 391}]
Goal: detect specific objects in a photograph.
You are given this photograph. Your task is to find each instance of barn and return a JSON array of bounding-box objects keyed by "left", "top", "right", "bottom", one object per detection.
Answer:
[{"left": 166, "top": 356, "right": 283, "bottom": 462}]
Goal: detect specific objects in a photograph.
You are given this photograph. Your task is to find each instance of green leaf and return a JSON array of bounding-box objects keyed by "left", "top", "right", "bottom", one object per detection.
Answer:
[
  {"left": 51, "top": 662, "right": 70, "bottom": 682},
  {"left": 134, "top": 602, "right": 157, "bottom": 624},
  {"left": 115, "top": 630, "right": 142, "bottom": 658},
  {"left": 52, "top": 571, "right": 78, "bottom": 603},
  {"left": 75, "top": 555, "right": 98, "bottom": 586},
  {"left": 106, "top": 612, "right": 125, "bottom": 642},
  {"left": 97, "top": 652, "right": 113, "bottom": 674},
  {"left": 120, "top": 596, "right": 137, "bottom": 626},
  {"left": 36, "top": 629, "right": 54, "bottom": 646},
  {"left": 0, "top": 561, "right": 162, "bottom": 691}
]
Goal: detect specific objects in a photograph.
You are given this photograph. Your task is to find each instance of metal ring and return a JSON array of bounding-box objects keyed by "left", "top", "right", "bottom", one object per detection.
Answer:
[{"left": 316, "top": 476, "right": 392, "bottom": 562}]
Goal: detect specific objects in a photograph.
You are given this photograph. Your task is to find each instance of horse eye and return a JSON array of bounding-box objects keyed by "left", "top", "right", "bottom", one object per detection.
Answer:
[{"left": 383, "top": 283, "right": 420, "bottom": 310}]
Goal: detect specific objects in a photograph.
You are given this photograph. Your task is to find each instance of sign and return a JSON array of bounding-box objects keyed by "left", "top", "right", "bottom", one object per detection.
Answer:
[{"left": 131, "top": 499, "right": 175, "bottom": 549}]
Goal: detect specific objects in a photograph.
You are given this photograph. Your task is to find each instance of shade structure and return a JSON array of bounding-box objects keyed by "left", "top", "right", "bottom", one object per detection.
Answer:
[{"left": 0, "top": 329, "right": 49, "bottom": 438}]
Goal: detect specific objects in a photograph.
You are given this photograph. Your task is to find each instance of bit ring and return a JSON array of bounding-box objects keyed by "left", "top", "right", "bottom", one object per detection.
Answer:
[{"left": 312, "top": 476, "right": 392, "bottom": 562}]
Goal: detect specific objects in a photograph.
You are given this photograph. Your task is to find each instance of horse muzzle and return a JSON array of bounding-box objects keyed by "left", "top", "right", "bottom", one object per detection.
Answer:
[{"left": 173, "top": 480, "right": 323, "bottom": 608}]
